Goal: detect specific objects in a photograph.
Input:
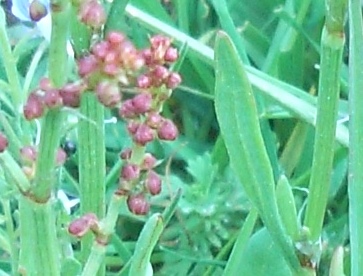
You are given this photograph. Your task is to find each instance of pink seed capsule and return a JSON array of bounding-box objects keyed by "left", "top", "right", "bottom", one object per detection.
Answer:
[
  {"left": 157, "top": 119, "right": 178, "bottom": 141},
  {"left": 166, "top": 72, "right": 182, "bottom": 89},
  {"left": 164, "top": 47, "right": 178, "bottom": 62},
  {"left": 145, "top": 170, "right": 161, "bottom": 195},
  {"left": 106, "top": 31, "right": 125, "bottom": 45},
  {"left": 96, "top": 80, "right": 121, "bottom": 107},
  {"left": 43, "top": 89, "right": 62, "bottom": 108},
  {"left": 137, "top": 74, "right": 152, "bottom": 89},
  {"left": 39, "top": 77, "right": 53, "bottom": 91},
  {"left": 78, "top": 0, "right": 106, "bottom": 29},
  {"left": 68, "top": 213, "right": 98, "bottom": 238},
  {"left": 78, "top": 55, "right": 99, "bottom": 77},
  {"left": 23, "top": 92, "right": 45, "bottom": 120},
  {"left": 141, "top": 153, "right": 157, "bottom": 170},
  {"left": 120, "top": 148, "right": 132, "bottom": 160},
  {"left": 121, "top": 163, "right": 140, "bottom": 181},
  {"left": 20, "top": 146, "right": 37, "bottom": 164},
  {"left": 133, "top": 124, "right": 154, "bottom": 146},
  {"left": 132, "top": 93, "right": 152, "bottom": 114},
  {"left": 59, "top": 84, "right": 82, "bottom": 108},
  {"left": 119, "top": 99, "right": 136, "bottom": 118},
  {"left": 127, "top": 193, "right": 150, "bottom": 215},
  {"left": 91, "top": 41, "right": 110, "bottom": 59},
  {"left": 146, "top": 112, "right": 163, "bottom": 129},
  {"left": 127, "top": 121, "right": 140, "bottom": 135},
  {"left": 0, "top": 133, "right": 8, "bottom": 153}
]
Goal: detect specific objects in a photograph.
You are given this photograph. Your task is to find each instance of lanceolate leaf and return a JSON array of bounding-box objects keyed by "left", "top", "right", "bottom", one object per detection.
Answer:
[{"left": 214, "top": 32, "right": 300, "bottom": 272}]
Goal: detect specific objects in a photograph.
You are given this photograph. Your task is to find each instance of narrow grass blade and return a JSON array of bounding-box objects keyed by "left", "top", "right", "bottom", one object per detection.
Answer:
[
  {"left": 214, "top": 32, "right": 300, "bottom": 272},
  {"left": 348, "top": 0, "right": 363, "bottom": 274}
]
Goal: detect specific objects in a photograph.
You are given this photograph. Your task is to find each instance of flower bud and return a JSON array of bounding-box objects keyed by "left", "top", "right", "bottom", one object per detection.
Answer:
[
  {"left": 79, "top": 0, "right": 106, "bottom": 29},
  {"left": 127, "top": 121, "right": 140, "bottom": 135},
  {"left": 20, "top": 146, "right": 37, "bottom": 164},
  {"left": 39, "top": 77, "right": 53, "bottom": 91},
  {"left": 137, "top": 74, "right": 152, "bottom": 89},
  {"left": 0, "top": 133, "right": 8, "bottom": 153},
  {"left": 43, "top": 89, "right": 62, "bottom": 108},
  {"left": 60, "top": 83, "right": 83, "bottom": 108},
  {"left": 153, "top": 65, "right": 169, "bottom": 80},
  {"left": 119, "top": 99, "right": 136, "bottom": 118},
  {"left": 68, "top": 213, "right": 98, "bottom": 238},
  {"left": 23, "top": 93, "right": 44, "bottom": 120},
  {"left": 132, "top": 93, "right": 152, "bottom": 114},
  {"left": 141, "top": 153, "right": 157, "bottom": 170},
  {"left": 166, "top": 72, "right": 182, "bottom": 89},
  {"left": 145, "top": 170, "right": 161, "bottom": 195},
  {"left": 106, "top": 31, "right": 125, "bottom": 45},
  {"left": 78, "top": 55, "right": 99, "bottom": 77},
  {"left": 56, "top": 148, "right": 67, "bottom": 166},
  {"left": 127, "top": 193, "right": 150, "bottom": 215},
  {"left": 133, "top": 124, "right": 154, "bottom": 146},
  {"left": 96, "top": 80, "right": 121, "bottom": 107},
  {"left": 157, "top": 119, "right": 178, "bottom": 141},
  {"left": 142, "top": 48, "right": 153, "bottom": 65},
  {"left": 91, "top": 41, "right": 109, "bottom": 59},
  {"left": 121, "top": 163, "right": 140, "bottom": 181},
  {"left": 29, "top": 0, "right": 48, "bottom": 22},
  {"left": 164, "top": 47, "right": 178, "bottom": 62},
  {"left": 146, "top": 112, "right": 163, "bottom": 129}
]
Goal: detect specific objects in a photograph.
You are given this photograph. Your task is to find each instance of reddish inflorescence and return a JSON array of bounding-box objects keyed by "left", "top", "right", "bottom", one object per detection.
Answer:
[
  {"left": 0, "top": 132, "right": 8, "bottom": 153},
  {"left": 22, "top": 27, "right": 182, "bottom": 215}
]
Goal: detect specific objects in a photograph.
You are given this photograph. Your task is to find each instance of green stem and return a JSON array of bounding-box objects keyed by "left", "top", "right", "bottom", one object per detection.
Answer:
[
  {"left": 348, "top": 0, "right": 363, "bottom": 274},
  {"left": 81, "top": 193, "right": 127, "bottom": 276},
  {"left": 303, "top": 0, "right": 346, "bottom": 241},
  {"left": 19, "top": 197, "right": 60, "bottom": 275},
  {"left": 0, "top": 7, "right": 23, "bottom": 114},
  {"left": 78, "top": 93, "right": 106, "bottom": 264}
]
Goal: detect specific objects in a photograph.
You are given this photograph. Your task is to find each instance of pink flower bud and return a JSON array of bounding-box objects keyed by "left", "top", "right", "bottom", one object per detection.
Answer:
[
  {"left": 29, "top": 0, "right": 48, "bottom": 22},
  {"left": 78, "top": 55, "right": 99, "bottom": 77},
  {"left": 127, "top": 193, "right": 150, "bottom": 215},
  {"left": 119, "top": 99, "right": 136, "bottom": 118},
  {"left": 20, "top": 146, "right": 37, "bottom": 164},
  {"left": 120, "top": 148, "right": 132, "bottom": 160},
  {"left": 146, "top": 112, "right": 163, "bottom": 129},
  {"left": 137, "top": 74, "right": 152, "bottom": 89},
  {"left": 166, "top": 72, "right": 182, "bottom": 89},
  {"left": 153, "top": 65, "right": 169, "bottom": 80},
  {"left": 142, "top": 153, "right": 157, "bottom": 170},
  {"left": 102, "top": 63, "right": 119, "bottom": 76},
  {"left": 59, "top": 83, "right": 83, "bottom": 108},
  {"left": 79, "top": 0, "right": 106, "bottom": 29},
  {"left": 133, "top": 124, "right": 154, "bottom": 146},
  {"left": 43, "top": 89, "right": 62, "bottom": 108},
  {"left": 121, "top": 163, "right": 140, "bottom": 181},
  {"left": 132, "top": 93, "right": 152, "bottom": 114},
  {"left": 96, "top": 80, "right": 121, "bottom": 107},
  {"left": 39, "top": 77, "right": 53, "bottom": 91},
  {"left": 145, "top": 170, "right": 161, "bottom": 195},
  {"left": 106, "top": 31, "right": 125, "bottom": 45},
  {"left": 68, "top": 213, "right": 98, "bottom": 238},
  {"left": 127, "top": 121, "right": 140, "bottom": 135},
  {"left": 23, "top": 93, "right": 44, "bottom": 120},
  {"left": 0, "top": 133, "right": 8, "bottom": 153},
  {"left": 56, "top": 148, "right": 67, "bottom": 166},
  {"left": 164, "top": 47, "right": 178, "bottom": 62},
  {"left": 157, "top": 119, "right": 178, "bottom": 141},
  {"left": 91, "top": 41, "right": 109, "bottom": 59},
  {"left": 142, "top": 48, "right": 153, "bottom": 65}
]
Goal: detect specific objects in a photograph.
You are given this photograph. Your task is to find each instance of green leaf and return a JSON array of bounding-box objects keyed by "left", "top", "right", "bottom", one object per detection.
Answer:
[
  {"left": 214, "top": 31, "right": 300, "bottom": 272},
  {"left": 129, "top": 213, "right": 164, "bottom": 275}
]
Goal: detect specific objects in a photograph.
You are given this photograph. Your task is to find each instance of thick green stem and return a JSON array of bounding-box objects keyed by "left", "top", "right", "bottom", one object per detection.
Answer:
[
  {"left": 19, "top": 197, "right": 60, "bottom": 275},
  {"left": 78, "top": 93, "right": 106, "bottom": 265},
  {"left": 18, "top": 0, "right": 70, "bottom": 274},
  {"left": 303, "top": 0, "right": 346, "bottom": 241},
  {"left": 348, "top": 0, "right": 363, "bottom": 274}
]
